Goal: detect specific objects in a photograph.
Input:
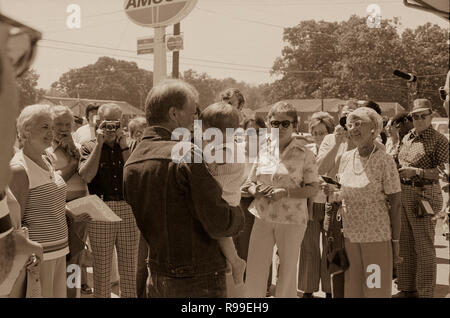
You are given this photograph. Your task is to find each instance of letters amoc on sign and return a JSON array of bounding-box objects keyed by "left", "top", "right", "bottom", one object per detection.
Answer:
[{"left": 124, "top": 0, "right": 198, "bottom": 28}]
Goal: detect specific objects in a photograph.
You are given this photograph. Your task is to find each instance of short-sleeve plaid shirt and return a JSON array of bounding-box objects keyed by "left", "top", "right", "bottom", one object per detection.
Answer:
[{"left": 398, "top": 126, "right": 449, "bottom": 183}]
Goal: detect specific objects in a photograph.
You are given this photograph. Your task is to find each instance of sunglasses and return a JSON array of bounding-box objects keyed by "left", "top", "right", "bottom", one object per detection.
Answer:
[
  {"left": 438, "top": 86, "right": 448, "bottom": 101},
  {"left": 411, "top": 112, "right": 432, "bottom": 121},
  {"left": 0, "top": 13, "right": 41, "bottom": 78},
  {"left": 270, "top": 120, "right": 293, "bottom": 128},
  {"left": 345, "top": 120, "right": 368, "bottom": 130}
]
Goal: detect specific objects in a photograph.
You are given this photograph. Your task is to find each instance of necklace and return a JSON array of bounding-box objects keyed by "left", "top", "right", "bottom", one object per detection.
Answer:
[{"left": 352, "top": 145, "right": 376, "bottom": 175}]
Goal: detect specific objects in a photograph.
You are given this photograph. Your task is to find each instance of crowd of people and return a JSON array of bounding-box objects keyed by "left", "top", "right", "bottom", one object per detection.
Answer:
[{"left": 1, "top": 11, "right": 449, "bottom": 299}]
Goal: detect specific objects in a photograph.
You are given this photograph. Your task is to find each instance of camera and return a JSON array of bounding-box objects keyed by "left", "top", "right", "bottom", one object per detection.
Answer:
[
  {"left": 95, "top": 118, "right": 121, "bottom": 132},
  {"left": 103, "top": 121, "right": 121, "bottom": 132}
]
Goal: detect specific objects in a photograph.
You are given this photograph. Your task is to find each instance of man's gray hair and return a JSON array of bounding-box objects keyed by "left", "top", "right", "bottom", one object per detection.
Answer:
[{"left": 98, "top": 103, "right": 123, "bottom": 119}]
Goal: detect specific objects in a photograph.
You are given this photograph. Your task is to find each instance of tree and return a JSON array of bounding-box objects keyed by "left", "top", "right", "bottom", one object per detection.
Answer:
[
  {"left": 265, "top": 16, "right": 448, "bottom": 114},
  {"left": 51, "top": 57, "right": 153, "bottom": 110},
  {"left": 17, "top": 69, "right": 45, "bottom": 109}
]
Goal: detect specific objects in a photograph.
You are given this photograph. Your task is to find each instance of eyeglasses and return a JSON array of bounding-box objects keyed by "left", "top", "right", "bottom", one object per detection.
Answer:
[
  {"left": 438, "top": 86, "right": 448, "bottom": 101},
  {"left": 0, "top": 13, "right": 41, "bottom": 78},
  {"left": 345, "top": 120, "right": 367, "bottom": 130},
  {"left": 412, "top": 112, "right": 432, "bottom": 121},
  {"left": 270, "top": 120, "right": 293, "bottom": 128}
]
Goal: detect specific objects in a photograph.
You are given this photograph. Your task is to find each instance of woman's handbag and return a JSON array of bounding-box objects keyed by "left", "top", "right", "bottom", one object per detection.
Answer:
[{"left": 325, "top": 201, "right": 349, "bottom": 298}]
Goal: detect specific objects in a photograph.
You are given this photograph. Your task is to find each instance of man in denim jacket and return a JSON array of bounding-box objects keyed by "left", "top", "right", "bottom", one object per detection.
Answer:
[{"left": 123, "top": 79, "right": 244, "bottom": 298}]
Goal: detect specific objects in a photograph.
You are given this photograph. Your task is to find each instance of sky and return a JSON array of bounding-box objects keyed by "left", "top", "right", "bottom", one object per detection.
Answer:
[{"left": 1, "top": 0, "right": 448, "bottom": 89}]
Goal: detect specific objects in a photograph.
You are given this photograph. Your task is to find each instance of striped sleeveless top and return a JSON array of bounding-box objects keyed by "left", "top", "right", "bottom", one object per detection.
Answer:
[{"left": 10, "top": 151, "right": 69, "bottom": 261}]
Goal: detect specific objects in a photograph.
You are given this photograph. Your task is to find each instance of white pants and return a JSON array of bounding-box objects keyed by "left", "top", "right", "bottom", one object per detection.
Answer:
[
  {"left": 40, "top": 255, "right": 67, "bottom": 298},
  {"left": 245, "top": 218, "right": 306, "bottom": 298}
]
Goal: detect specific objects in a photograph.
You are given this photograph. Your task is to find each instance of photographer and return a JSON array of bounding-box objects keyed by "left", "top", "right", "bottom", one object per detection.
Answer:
[
  {"left": 79, "top": 103, "right": 139, "bottom": 298},
  {"left": 394, "top": 99, "right": 449, "bottom": 298}
]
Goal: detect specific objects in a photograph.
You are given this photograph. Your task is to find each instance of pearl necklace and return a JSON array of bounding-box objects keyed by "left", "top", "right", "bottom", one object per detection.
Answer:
[{"left": 352, "top": 145, "right": 376, "bottom": 175}]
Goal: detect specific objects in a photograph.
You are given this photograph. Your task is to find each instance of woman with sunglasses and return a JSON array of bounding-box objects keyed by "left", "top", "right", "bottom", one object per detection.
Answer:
[
  {"left": 297, "top": 112, "right": 335, "bottom": 298},
  {"left": 394, "top": 99, "right": 449, "bottom": 298},
  {"left": 244, "top": 102, "right": 320, "bottom": 298},
  {"left": 323, "top": 107, "right": 403, "bottom": 298}
]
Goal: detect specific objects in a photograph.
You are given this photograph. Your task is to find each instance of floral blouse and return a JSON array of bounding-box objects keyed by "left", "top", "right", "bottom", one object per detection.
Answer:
[
  {"left": 338, "top": 148, "right": 401, "bottom": 243},
  {"left": 247, "top": 138, "right": 319, "bottom": 225}
]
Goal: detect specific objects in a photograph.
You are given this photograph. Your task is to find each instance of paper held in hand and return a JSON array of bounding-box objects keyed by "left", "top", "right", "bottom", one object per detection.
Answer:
[{"left": 66, "top": 195, "right": 122, "bottom": 222}]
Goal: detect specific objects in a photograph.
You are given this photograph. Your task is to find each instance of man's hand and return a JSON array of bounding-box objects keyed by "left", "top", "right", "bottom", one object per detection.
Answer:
[
  {"left": 96, "top": 121, "right": 105, "bottom": 146},
  {"left": 58, "top": 134, "right": 79, "bottom": 159},
  {"left": 398, "top": 167, "right": 418, "bottom": 179}
]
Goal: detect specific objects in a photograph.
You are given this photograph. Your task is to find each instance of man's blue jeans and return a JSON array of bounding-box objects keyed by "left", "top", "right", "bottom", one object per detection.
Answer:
[{"left": 147, "top": 270, "right": 227, "bottom": 298}]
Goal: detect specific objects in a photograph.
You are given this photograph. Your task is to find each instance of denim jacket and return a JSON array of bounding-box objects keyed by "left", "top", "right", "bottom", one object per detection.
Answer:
[{"left": 123, "top": 126, "right": 244, "bottom": 277}]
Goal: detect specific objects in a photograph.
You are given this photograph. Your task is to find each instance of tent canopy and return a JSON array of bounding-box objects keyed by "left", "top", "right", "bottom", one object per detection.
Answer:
[
  {"left": 253, "top": 99, "right": 405, "bottom": 115},
  {"left": 40, "top": 96, "right": 144, "bottom": 118}
]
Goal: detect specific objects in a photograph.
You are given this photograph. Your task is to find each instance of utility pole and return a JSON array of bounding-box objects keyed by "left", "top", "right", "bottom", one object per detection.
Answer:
[{"left": 172, "top": 23, "right": 180, "bottom": 79}]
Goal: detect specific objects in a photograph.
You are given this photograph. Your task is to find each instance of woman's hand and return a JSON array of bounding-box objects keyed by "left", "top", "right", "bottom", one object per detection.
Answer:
[
  {"left": 249, "top": 184, "right": 273, "bottom": 199},
  {"left": 266, "top": 188, "right": 288, "bottom": 201},
  {"left": 321, "top": 182, "right": 337, "bottom": 197}
]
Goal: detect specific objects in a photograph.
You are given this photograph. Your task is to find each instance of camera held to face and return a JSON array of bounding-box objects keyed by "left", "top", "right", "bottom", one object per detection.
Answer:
[
  {"left": 103, "top": 121, "right": 121, "bottom": 132},
  {"left": 95, "top": 118, "right": 121, "bottom": 132}
]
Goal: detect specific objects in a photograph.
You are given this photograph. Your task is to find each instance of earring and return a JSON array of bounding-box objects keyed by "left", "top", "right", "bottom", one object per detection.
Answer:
[{"left": 371, "top": 130, "right": 374, "bottom": 133}]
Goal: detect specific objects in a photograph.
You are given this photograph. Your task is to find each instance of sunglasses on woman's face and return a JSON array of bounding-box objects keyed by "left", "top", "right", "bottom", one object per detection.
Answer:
[
  {"left": 0, "top": 13, "right": 41, "bottom": 78},
  {"left": 270, "top": 120, "right": 293, "bottom": 128},
  {"left": 345, "top": 120, "right": 367, "bottom": 130},
  {"left": 412, "top": 112, "right": 432, "bottom": 121}
]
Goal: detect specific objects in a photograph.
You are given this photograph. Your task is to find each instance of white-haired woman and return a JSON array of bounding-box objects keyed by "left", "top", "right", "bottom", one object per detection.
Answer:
[
  {"left": 323, "top": 107, "right": 402, "bottom": 298},
  {"left": 9, "top": 104, "right": 69, "bottom": 298}
]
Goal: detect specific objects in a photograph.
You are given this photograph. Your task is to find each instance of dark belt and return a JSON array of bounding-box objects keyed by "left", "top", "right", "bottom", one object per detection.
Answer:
[
  {"left": 101, "top": 194, "right": 124, "bottom": 201},
  {"left": 400, "top": 179, "right": 437, "bottom": 187}
]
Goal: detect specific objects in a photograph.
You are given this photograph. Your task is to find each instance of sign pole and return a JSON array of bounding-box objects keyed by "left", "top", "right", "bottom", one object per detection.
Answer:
[
  {"left": 172, "top": 23, "right": 180, "bottom": 79},
  {"left": 153, "top": 26, "right": 167, "bottom": 85}
]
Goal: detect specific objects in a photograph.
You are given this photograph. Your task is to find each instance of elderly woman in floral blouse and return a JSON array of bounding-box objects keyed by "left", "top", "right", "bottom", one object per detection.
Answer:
[
  {"left": 244, "top": 101, "right": 320, "bottom": 298},
  {"left": 324, "top": 107, "right": 402, "bottom": 298}
]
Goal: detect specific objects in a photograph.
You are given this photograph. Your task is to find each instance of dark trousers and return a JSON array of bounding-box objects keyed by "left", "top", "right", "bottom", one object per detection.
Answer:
[
  {"left": 66, "top": 218, "right": 89, "bottom": 298},
  {"left": 234, "top": 197, "right": 272, "bottom": 291},
  {"left": 136, "top": 233, "right": 149, "bottom": 298},
  {"left": 298, "top": 203, "right": 331, "bottom": 294},
  {"left": 148, "top": 271, "right": 227, "bottom": 298}
]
